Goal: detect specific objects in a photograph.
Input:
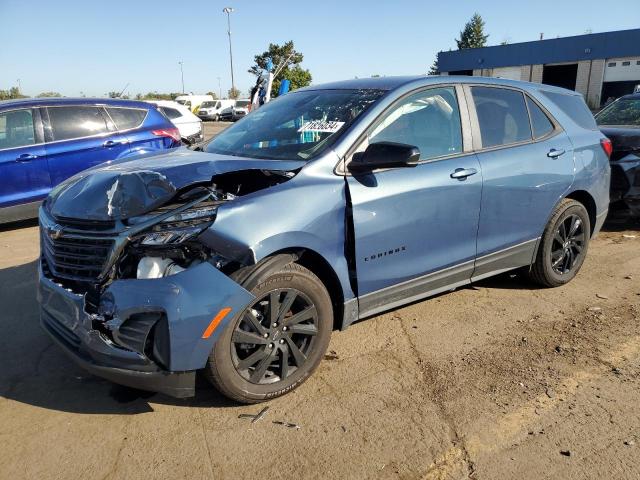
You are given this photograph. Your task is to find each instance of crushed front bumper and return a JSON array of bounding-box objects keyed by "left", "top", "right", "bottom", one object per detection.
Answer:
[{"left": 38, "top": 261, "right": 254, "bottom": 398}]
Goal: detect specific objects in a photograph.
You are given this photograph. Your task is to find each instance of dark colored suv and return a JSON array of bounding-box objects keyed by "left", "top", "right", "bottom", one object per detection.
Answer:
[{"left": 0, "top": 98, "right": 181, "bottom": 223}]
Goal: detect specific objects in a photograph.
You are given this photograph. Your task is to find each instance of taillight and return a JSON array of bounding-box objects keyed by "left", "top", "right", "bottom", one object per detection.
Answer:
[
  {"left": 152, "top": 127, "right": 181, "bottom": 143},
  {"left": 600, "top": 138, "right": 613, "bottom": 158}
]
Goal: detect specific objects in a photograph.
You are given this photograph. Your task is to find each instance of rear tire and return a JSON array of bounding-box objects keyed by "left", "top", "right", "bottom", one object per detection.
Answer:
[
  {"left": 203, "top": 262, "right": 332, "bottom": 404},
  {"left": 529, "top": 199, "right": 590, "bottom": 287}
]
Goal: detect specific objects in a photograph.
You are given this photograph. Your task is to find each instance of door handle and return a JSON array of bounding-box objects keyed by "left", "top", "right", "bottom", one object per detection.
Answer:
[
  {"left": 103, "top": 140, "right": 126, "bottom": 148},
  {"left": 450, "top": 167, "right": 478, "bottom": 180},
  {"left": 15, "top": 153, "right": 38, "bottom": 162},
  {"left": 547, "top": 148, "right": 566, "bottom": 158}
]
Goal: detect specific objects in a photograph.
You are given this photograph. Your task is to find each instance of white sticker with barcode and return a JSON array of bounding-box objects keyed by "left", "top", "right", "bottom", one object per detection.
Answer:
[{"left": 298, "top": 120, "right": 345, "bottom": 133}]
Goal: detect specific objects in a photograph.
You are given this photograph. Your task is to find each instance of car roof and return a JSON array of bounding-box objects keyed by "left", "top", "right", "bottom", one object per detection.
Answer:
[
  {"left": 297, "top": 75, "right": 579, "bottom": 96},
  {"left": 616, "top": 93, "right": 640, "bottom": 101},
  {"left": 0, "top": 97, "right": 156, "bottom": 110}
]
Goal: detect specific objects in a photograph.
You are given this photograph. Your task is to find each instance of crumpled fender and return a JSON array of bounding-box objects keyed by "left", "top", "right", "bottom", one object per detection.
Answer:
[{"left": 102, "top": 262, "right": 254, "bottom": 371}]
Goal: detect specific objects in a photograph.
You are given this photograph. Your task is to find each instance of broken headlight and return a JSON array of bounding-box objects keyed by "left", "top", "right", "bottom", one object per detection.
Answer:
[{"left": 131, "top": 204, "right": 219, "bottom": 246}]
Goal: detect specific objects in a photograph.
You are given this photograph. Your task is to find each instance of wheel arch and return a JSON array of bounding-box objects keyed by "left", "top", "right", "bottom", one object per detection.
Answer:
[
  {"left": 248, "top": 247, "right": 346, "bottom": 331},
  {"left": 565, "top": 189, "right": 597, "bottom": 236}
]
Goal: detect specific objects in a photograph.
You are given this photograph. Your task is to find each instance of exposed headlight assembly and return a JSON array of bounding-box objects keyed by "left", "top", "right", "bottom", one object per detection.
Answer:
[{"left": 128, "top": 191, "right": 220, "bottom": 246}]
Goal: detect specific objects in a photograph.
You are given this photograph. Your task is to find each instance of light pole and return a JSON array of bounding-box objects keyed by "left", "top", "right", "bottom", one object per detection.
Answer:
[
  {"left": 217, "top": 76, "right": 222, "bottom": 99},
  {"left": 223, "top": 7, "right": 235, "bottom": 95},
  {"left": 178, "top": 61, "right": 185, "bottom": 93}
]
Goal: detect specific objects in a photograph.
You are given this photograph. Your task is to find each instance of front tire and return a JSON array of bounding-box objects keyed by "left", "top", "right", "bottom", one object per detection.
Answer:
[
  {"left": 529, "top": 199, "right": 591, "bottom": 287},
  {"left": 204, "top": 262, "right": 333, "bottom": 403}
]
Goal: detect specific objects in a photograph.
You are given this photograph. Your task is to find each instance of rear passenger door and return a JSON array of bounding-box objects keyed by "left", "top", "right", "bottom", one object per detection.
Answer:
[
  {"left": 44, "top": 105, "right": 130, "bottom": 186},
  {"left": 468, "top": 86, "right": 575, "bottom": 279}
]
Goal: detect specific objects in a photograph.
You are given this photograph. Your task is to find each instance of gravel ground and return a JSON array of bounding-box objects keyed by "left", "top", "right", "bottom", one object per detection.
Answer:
[{"left": 0, "top": 132, "right": 638, "bottom": 479}]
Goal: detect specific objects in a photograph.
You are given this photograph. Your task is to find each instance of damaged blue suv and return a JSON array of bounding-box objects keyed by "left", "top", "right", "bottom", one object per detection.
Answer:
[{"left": 38, "top": 77, "right": 610, "bottom": 403}]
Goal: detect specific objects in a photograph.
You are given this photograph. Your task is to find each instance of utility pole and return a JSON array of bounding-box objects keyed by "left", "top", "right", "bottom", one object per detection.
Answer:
[
  {"left": 223, "top": 7, "right": 235, "bottom": 94},
  {"left": 178, "top": 61, "right": 185, "bottom": 93},
  {"left": 217, "top": 76, "right": 222, "bottom": 99}
]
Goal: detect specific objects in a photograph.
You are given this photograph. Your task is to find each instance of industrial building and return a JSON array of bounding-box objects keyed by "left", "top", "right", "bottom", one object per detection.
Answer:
[{"left": 438, "top": 28, "right": 640, "bottom": 108}]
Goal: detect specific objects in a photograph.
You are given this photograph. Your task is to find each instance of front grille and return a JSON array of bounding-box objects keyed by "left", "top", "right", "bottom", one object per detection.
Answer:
[{"left": 41, "top": 230, "right": 114, "bottom": 283}]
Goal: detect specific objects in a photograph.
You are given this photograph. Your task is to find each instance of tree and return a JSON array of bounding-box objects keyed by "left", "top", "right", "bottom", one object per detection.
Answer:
[
  {"left": 456, "top": 13, "right": 489, "bottom": 49},
  {"left": 249, "top": 40, "right": 312, "bottom": 97},
  {"left": 428, "top": 57, "right": 440, "bottom": 75},
  {"left": 227, "top": 87, "right": 240, "bottom": 99},
  {"left": 0, "top": 87, "right": 27, "bottom": 100},
  {"left": 37, "top": 91, "right": 62, "bottom": 98},
  {"left": 206, "top": 91, "right": 218, "bottom": 100}
]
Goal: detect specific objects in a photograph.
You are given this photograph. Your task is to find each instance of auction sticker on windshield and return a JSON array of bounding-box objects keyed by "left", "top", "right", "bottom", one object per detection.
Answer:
[{"left": 298, "top": 120, "right": 345, "bottom": 133}]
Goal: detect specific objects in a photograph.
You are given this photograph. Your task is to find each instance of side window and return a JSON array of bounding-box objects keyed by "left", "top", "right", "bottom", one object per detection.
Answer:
[
  {"left": 368, "top": 87, "right": 463, "bottom": 161},
  {"left": 542, "top": 91, "right": 597, "bottom": 130},
  {"left": 47, "top": 106, "right": 109, "bottom": 141},
  {"left": 215, "top": 101, "right": 221, "bottom": 109},
  {"left": 0, "top": 109, "right": 35, "bottom": 150},
  {"left": 106, "top": 108, "right": 147, "bottom": 130},
  {"left": 159, "top": 107, "right": 182, "bottom": 120},
  {"left": 526, "top": 97, "right": 554, "bottom": 139},
  {"left": 471, "top": 87, "right": 532, "bottom": 148}
]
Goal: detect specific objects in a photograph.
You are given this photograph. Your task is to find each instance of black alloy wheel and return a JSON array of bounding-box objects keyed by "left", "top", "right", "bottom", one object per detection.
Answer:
[
  {"left": 231, "top": 288, "right": 319, "bottom": 384},
  {"left": 550, "top": 214, "right": 586, "bottom": 275}
]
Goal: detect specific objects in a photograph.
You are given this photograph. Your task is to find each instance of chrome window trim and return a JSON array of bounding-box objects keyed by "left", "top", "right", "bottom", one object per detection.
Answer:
[{"left": 0, "top": 107, "right": 39, "bottom": 152}]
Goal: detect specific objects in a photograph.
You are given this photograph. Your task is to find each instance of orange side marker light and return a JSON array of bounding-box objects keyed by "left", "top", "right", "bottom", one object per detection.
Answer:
[{"left": 202, "top": 307, "right": 232, "bottom": 339}]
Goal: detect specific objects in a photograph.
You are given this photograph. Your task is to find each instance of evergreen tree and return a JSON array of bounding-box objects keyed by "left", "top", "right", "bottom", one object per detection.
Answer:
[
  {"left": 456, "top": 13, "right": 489, "bottom": 49},
  {"left": 428, "top": 57, "right": 440, "bottom": 75}
]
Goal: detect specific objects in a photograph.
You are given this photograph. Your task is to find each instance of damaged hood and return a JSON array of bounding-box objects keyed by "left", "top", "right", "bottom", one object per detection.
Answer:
[{"left": 48, "top": 148, "right": 306, "bottom": 221}]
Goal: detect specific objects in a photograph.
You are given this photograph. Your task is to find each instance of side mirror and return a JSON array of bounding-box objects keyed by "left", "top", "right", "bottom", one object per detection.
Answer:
[{"left": 348, "top": 142, "right": 420, "bottom": 173}]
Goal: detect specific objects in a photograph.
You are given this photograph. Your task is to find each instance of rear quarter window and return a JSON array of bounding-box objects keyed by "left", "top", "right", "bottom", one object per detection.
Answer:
[
  {"left": 159, "top": 107, "right": 182, "bottom": 120},
  {"left": 106, "top": 107, "right": 147, "bottom": 130},
  {"left": 541, "top": 91, "right": 597, "bottom": 130}
]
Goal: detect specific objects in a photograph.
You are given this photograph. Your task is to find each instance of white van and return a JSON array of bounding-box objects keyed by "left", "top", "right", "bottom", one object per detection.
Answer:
[
  {"left": 146, "top": 100, "right": 204, "bottom": 144},
  {"left": 197, "top": 99, "right": 236, "bottom": 121},
  {"left": 174, "top": 95, "right": 214, "bottom": 113}
]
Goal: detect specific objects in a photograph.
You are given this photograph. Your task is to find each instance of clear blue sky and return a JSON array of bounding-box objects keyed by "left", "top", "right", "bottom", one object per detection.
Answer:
[{"left": 1, "top": 0, "right": 639, "bottom": 97}]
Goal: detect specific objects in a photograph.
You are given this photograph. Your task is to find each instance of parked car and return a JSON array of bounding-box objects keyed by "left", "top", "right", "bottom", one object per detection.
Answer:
[
  {"left": 219, "top": 99, "right": 251, "bottom": 121},
  {"left": 147, "top": 100, "right": 204, "bottom": 144},
  {"left": 174, "top": 95, "right": 214, "bottom": 113},
  {"left": 595, "top": 92, "right": 640, "bottom": 216},
  {"left": 38, "top": 77, "right": 610, "bottom": 403},
  {"left": 0, "top": 98, "right": 181, "bottom": 223},
  {"left": 197, "top": 99, "right": 236, "bottom": 121}
]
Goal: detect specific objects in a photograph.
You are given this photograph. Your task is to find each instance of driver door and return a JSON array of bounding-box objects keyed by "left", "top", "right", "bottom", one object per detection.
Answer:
[{"left": 345, "top": 86, "right": 483, "bottom": 317}]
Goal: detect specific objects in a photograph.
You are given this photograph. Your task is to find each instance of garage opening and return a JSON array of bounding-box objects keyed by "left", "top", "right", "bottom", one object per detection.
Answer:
[
  {"left": 542, "top": 64, "right": 578, "bottom": 90},
  {"left": 602, "top": 81, "right": 640, "bottom": 105},
  {"left": 449, "top": 70, "right": 473, "bottom": 76}
]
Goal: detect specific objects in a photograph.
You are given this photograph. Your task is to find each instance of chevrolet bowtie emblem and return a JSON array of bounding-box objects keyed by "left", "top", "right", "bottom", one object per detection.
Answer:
[{"left": 48, "top": 224, "right": 64, "bottom": 240}]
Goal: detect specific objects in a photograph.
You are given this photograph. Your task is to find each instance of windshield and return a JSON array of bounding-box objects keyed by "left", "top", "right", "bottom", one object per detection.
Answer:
[
  {"left": 206, "top": 89, "right": 385, "bottom": 160},
  {"left": 596, "top": 98, "right": 640, "bottom": 126},
  {"left": 201, "top": 101, "right": 216, "bottom": 108}
]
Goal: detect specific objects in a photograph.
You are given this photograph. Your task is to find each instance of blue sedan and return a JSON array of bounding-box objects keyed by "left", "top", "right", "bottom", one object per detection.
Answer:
[{"left": 0, "top": 97, "right": 181, "bottom": 223}]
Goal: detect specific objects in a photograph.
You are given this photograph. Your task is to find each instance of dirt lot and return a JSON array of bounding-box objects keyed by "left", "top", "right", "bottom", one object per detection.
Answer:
[{"left": 1, "top": 142, "right": 639, "bottom": 479}]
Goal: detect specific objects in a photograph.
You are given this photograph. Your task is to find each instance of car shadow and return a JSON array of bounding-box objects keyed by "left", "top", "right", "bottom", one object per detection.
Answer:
[
  {"left": 0, "top": 260, "right": 239, "bottom": 415},
  {"left": 601, "top": 208, "right": 640, "bottom": 232},
  {"left": 0, "top": 218, "right": 38, "bottom": 232}
]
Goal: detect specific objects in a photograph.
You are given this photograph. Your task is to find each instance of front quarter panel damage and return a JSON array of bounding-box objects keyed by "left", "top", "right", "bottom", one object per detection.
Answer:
[{"left": 103, "top": 262, "right": 254, "bottom": 371}]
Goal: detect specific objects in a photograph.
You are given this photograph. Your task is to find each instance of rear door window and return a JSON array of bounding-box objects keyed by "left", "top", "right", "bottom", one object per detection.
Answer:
[
  {"left": 0, "top": 109, "right": 36, "bottom": 149},
  {"left": 526, "top": 97, "right": 555, "bottom": 138},
  {"left": 471, "top": 87, "right": 532, "bottom": 148},
  {"left": 106, "top": 107, "right": 147, "bottom": 130},
  {"left": 47, "top": 106, "right": 109, "bottom": 141},
  {"left": 542, "top": 91, "right": 597, "bottom": 130},
  {"left": 368, "top": 87, "right": 463, "bottom": 161},
  {"left": 159, "top": 107, "right": 182, "bottom": 120}
]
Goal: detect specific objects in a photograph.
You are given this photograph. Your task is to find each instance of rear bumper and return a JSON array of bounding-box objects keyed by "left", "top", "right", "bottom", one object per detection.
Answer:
[
  {"left": 38, "top": 261, "right": 254, "bottom": 398},
  {"left": 610, "top": 155, "right": 640, "bottom": 215}
]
